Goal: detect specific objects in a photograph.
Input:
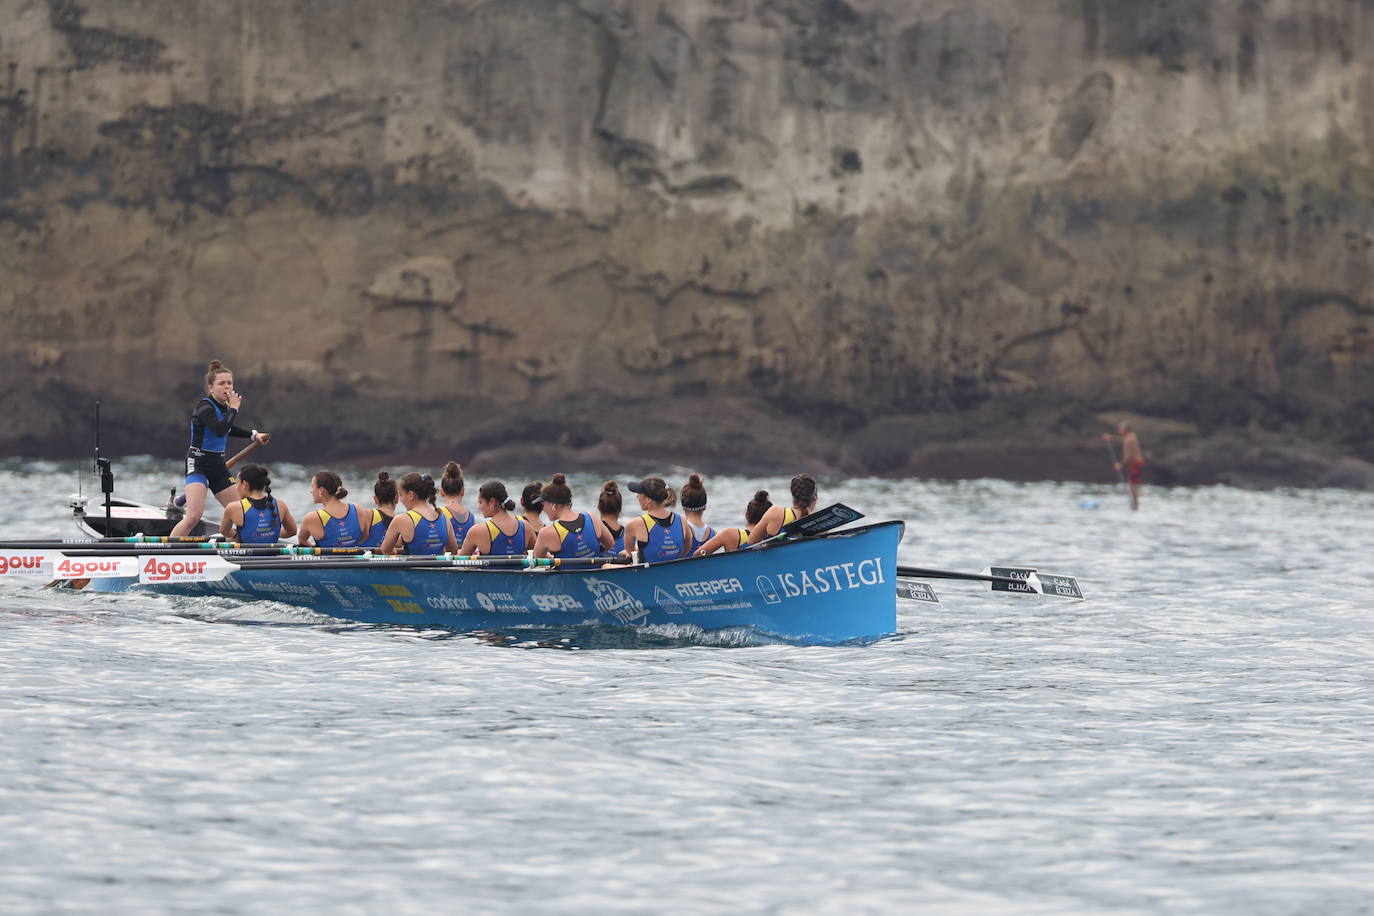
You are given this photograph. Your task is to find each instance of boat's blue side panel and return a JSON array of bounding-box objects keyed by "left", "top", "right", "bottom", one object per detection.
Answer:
[{"left": 89, "top": 522, "right": 902, "bottom": 643}]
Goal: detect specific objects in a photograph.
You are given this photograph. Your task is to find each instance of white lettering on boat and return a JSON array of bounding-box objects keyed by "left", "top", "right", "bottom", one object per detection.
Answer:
[
  {"left": 583, "top": 577, "right": 649, "bottom": 624},
  {"left": 675, "top": 577, "right": 744, "bottom": 598},
  {"left": 778, "top": 557, "right": 885, "bottom": 599},
  {"left": 427, "top": 595, "right": 473, "bottom": 611},
  {"left": 532, "top": 594, "right": 584, "bottom": 612}
]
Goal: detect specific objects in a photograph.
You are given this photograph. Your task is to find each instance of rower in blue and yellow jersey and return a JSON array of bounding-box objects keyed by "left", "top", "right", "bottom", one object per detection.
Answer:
[
  {"left": 439, "top": 461, "right": 477, "bottom": 546},
  {"left": 380, "top": 473, "right": 458, "bottom": 556},
  {"left": 219, "top": 464, "right": 298, "bottom": 544},
  {"left": 747, "top": 473, "right": 818, "bottom": 546},
  {"left": 596, "top": 481, "right": 626, "bottom": 556},
  {"left": 621, "top": 476, "right": 689, "bottom": 562},
  {"left": 360, "top": 471, "right": 399, "bottom": 549},
  {"left": 458, "top": 481, "right": 535, "bottom": 557},
  {"left": 533, "top": 474, "right": 614, "bottom": 559},
  {"left": 171, "top": 359, "right": 271, "bottom": 537},
  {"left": 679, "top": 474, "right": 714, "bottom": 554},
  {"left": 517, "top": 481, "right": 546, "bottom": 537},
  {"left": 298, "top": 470, "right": 372, "bottom": 548},
  {"left": 695, "top": 490, "right": 773, "bottom": 556}
]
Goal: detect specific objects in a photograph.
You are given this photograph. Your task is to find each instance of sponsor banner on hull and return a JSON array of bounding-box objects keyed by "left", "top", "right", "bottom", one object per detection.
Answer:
[
  {"left": 54, "top": 555, "right": 140, "bottom": 579},
  {"left": 0, "top": 551, "right": 59, "bottom": 578},
  {"left": 139, "top": 554, "right": 240, "bottom": 584}
]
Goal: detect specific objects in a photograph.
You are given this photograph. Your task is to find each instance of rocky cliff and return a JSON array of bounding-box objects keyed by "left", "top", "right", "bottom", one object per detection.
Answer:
[{"left": 4, "top": 0, "right": 1374, "bottom": 486}]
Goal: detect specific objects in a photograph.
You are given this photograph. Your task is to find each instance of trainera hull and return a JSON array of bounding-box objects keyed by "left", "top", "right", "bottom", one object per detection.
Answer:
[{"left": 88, "top": 521, "right": 904, "bottom": 644}]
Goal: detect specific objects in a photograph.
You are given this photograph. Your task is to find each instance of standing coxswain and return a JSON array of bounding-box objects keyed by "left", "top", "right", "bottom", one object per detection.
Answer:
[{"left": 171, "top": 359, "right": 271, "bottom": 537}]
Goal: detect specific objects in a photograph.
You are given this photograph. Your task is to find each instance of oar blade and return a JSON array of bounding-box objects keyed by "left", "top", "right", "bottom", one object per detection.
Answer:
[
  {"left": 138, "top": 554, "right": 240, "bottom": 584},
  {"left": 987, "top": 565, "right": 1040, "bottom": 595},
  {"left": 777, "top": 503, "right": 864, "bottom": 540},
  {"left": 896, "top": 580, "right": 940, "bottom": 604},
  {"left": 1035, "top": 572, "right": 1085, "bottom": 600},
  {"left": 987, "top": 566, "right": 1084, "bottom": 599}
]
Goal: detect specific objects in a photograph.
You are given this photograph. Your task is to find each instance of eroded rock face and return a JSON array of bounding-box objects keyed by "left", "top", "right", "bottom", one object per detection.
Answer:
[{"left": 2, "top": 0, "right": 1373, "bottom": 486}]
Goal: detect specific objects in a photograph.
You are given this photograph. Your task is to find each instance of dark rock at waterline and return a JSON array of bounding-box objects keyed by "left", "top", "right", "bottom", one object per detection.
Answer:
[{"left": 3, "top": 1, "right": 1374, "bottom": 483}]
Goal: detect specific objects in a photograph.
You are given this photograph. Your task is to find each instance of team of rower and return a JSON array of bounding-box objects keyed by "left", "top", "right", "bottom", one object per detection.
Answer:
[
  {"left": 215, "top": 462, "right": 820, "bottom": 560},
  {"left": 182, "top": 359, "right": 821, "bottom": 559}
]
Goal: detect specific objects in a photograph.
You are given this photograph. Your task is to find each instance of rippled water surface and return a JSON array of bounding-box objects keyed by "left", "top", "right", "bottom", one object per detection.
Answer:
[{"left": 2, "top": 458, "right": 1373, "bottom": 913}]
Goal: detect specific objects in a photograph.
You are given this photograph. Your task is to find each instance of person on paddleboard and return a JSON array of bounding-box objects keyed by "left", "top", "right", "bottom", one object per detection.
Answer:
[
  {"left": 297, "top": 470, "right": 372, "bottom": 548},
  {"left": 360, "top": 471, "right": 398, "bottom": 549},
  {"left": 680, "top": 474, "right": 714, "bottom": 555},
  {"left": 1103, "top": 421, "right": 1145, "bottom": 511},
  {"left": 439, "top": 461, "right": 477, "bottom": 548},
  {"left": 458, "top": 480, "right": 535, "bottom": 556},
  {"left": 695, "top": 489, "right": 773, "bottom": 556},
  {"left": 622, "top": 477, "right": 690, "bottom": 562},
  {"left": 219, "top": 463, "right": 296, "bottom": 543},
  {"left": 171, "top": 359, "right": 271, "bottom": 537},
  {"left": 596, "top": 482, "right": 625, "bottom": 556},
  {"left": 747, "top": 474, "right": 817, "bottom": 545},
  {"left": 381, "top": 473, "right": 458, "bottom": 555},
  {"left": 533, "top": 474, "right": 614, "bottom": 559}
]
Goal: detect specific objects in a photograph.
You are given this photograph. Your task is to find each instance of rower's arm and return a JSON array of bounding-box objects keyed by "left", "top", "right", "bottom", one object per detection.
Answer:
[
  {"left": 278, "top": 502, "right": 298, "bottom": 540},
  {"left": 380, "top": 516, "right": 408, "bottom": 555}
]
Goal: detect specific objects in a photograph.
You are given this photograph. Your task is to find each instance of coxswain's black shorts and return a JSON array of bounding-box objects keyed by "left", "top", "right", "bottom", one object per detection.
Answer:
[{"left": 185, "top": 449, "right": 234, "bottom": 494}]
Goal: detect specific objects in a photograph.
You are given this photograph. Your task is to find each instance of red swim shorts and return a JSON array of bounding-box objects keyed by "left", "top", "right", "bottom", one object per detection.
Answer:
[{"left": 1128, "top": 460, "right": 1145, "bottom": 484}]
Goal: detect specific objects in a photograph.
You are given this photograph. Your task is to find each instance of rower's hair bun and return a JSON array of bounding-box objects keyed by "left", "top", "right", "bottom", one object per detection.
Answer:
[
  {"left": 753, "top": 489, "right": 769, "bottom": 502},
  {"left": 444, "top": 461, "right": 462, "bottom": 478},
  {"left": 377, "top": 471, "right": 389, "bottom": 482},
  {"left": 503, "top": 499, "right": 516, "bottom": 511},
  {"left": 551, "top": 473, "right": 567, "bottom": 485}
]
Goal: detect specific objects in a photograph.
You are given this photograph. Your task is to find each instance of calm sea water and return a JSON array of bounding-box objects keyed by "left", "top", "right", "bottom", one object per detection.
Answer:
[{"left": 2, "top": 458, "right": 1372, "bottom": 913}]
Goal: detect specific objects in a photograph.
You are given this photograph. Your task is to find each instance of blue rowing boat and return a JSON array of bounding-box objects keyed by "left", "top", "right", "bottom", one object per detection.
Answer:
[{"left": 86, "top": 521, "right": 904, "bottom": 644}]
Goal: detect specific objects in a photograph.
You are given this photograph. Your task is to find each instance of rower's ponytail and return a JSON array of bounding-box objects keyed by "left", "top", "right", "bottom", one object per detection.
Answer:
[
  {"left": 746, "top": 490, "right": 772, "bottom": 526},
  {"left": 680, "top": 474, "right": 706, "bottom": 511},
  {"left": 597, "top": 481, "right": 622, "bottom": 515},
  {"left": 663, "top": 486, "right": 678, "bottom": 508},
  {"left": 313, "top": 470, "right": 347, "bottom": 500},
  {"left": 441, "top": 461, "right": 465, "bottom": 497},
  {"left": 790, "top": 473, "right": 817, "bottom": 508}
]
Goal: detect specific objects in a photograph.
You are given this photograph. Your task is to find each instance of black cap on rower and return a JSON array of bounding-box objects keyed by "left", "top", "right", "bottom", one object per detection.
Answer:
[{"left": 626, "top": 477, "right": 669, "bottom": 503}]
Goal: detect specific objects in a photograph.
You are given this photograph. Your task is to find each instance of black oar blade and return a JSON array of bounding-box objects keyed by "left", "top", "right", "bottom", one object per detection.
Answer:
[
  {"left": 988, "top": 566, "right": 1084, "bottom": 599},
  {"left": 896, "top": 580, "right": 940, "bottom": 604},
  {"left": 988, "top": 566, "right": 1040, "bottom": 595},
  {"left": 778, "top": 503, "right": 864, "bottom": 539},
  {"left": 1035, "top": 572, "right": 1085, "bottom": 600}
]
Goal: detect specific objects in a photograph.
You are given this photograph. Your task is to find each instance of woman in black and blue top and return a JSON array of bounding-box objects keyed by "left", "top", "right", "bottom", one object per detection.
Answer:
[{"left": 171, "top": 359, "right": 270, "bottom": 537}]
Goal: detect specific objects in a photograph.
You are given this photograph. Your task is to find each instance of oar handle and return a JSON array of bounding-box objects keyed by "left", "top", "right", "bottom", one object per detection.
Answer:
[{"left": 225, "top": 438, "right": 266, "bottom": 470}]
